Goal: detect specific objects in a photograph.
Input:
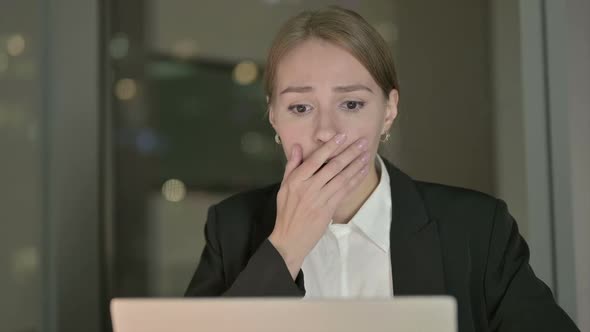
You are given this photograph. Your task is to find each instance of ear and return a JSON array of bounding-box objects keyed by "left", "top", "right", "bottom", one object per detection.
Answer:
[
  {"left": 382, "top": 89, "right": 399, "bottom": 134},
  {"left": 267, "top": 96, "right": 277, "bottom": 129}
]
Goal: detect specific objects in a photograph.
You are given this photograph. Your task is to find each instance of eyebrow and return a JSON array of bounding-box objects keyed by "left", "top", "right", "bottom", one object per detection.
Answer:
[
  {"left": 279, "top": 84, "right": 374, "bottom": 95},
  {"left": 333, "top": 84, "right": 374, "bottom": 94},
  {"left": 279, "top": 86, "right": 313, "bottom": 94}
]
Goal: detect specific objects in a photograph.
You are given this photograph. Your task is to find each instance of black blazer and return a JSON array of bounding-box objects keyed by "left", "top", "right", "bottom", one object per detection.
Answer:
[{"left": 185, "top": 157, "right": 578, "bottom": 332}]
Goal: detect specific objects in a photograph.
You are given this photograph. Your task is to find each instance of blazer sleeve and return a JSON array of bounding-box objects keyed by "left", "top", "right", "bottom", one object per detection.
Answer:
[
  {"left": 484, "top": 199, "right": 579, "bottom": 331},
  {"left": 184, "top": 205, "right": 305, "bottom": 297}
]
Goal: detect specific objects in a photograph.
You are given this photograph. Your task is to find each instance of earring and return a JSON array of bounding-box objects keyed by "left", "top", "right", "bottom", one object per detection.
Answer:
[
  {"left": 274, "top": 133, "right": 281, "bottom": 144},
  {"left": 380, "top": 132, "right": 390, "bottom": 143}
]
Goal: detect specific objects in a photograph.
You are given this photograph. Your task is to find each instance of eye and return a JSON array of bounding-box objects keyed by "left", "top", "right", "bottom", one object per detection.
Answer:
[
  {"left": 287, "top": 104, "right": 313, "bottom": 115},
  {"left": 339, "top": 100, "right": 365, "bottom": 112}
]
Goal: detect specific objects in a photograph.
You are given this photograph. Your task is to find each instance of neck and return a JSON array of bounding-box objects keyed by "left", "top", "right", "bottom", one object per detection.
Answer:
[{"left": 332, "top": 157, "right": 381, "bottom": 224}]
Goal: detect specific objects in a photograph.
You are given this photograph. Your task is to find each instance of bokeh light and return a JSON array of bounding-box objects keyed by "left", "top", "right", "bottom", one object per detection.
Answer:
[
  {"left": 233, "top": 61, "right": 258, "bottom": 85},
  {"left": 115, "top": 78, "right": 137, "bottom": 100},
  {"left": 6, "top": 34, "right": 26, "bottom": 56},
  {"left": 161, "top": 179, "right": 187, "bottom": 202}
]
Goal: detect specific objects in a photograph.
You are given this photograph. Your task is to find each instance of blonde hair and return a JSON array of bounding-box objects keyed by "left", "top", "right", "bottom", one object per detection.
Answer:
[{"left": 264, "top": 6, "right": 399, "bottom": 103}]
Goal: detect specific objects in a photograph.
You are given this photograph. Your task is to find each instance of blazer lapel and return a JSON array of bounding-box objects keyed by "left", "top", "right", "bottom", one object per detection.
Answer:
[
  {"left": 383, "top": 158, "right": 446, "bottom": 295},
  {"left": 251, "top": 158, "right": 446, "bottom": 295}
]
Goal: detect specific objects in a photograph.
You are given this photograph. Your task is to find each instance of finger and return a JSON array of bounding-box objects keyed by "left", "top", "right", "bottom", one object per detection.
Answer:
[
  {"left": 293, "top": 133, "right": 348, "bottom": 181},
  {"left": 320, "top": 153, "right": 371, "bottom": 206},
  {"left": 308, "top": 138, "right": 368, "bottom": 191},
  {"left": 282, "top": 144, "right": 302, "bottom": 182},
  {"left": 325, "top": 164, "right": 369, "bottom": 210},
  {"left": 278, "top": 144, "right": 302, "bottom": 214}
]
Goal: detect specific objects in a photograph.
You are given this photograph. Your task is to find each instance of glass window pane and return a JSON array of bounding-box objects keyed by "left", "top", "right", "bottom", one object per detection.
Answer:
[{"left": 0, "top": 0, "right": 42, "bottom": 331}]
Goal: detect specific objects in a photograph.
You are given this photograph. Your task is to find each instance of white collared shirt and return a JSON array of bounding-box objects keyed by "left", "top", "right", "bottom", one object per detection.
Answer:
[{"left": 302, "top": 155, "right": 393, "bottom": 298}]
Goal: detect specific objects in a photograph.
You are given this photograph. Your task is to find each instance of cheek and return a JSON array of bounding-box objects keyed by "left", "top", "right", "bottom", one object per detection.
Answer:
[
  {"left": 277, "top": 123, "right": 310, "bottom": 143},
  {"left": 275, "top": 124, "right": 313, "bottom": 157},
  {"left": 346, "top": 121, "right": 381, "bottom": 146},
  {"left": 348, "top": 124, "right": 382, "bottom": 159},
  {"left": 357, "top": 112, "right": 385, "bottom": 146}
]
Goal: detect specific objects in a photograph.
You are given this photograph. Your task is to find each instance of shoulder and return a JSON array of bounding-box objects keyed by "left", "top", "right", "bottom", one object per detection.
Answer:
[
  {"left": 381, "top": 157, "right": 502, "bottom": 227},
  {"left": 413, "top": 181, "right": 506, "bottom": 237},
  {"left": 414, "top": 181, "right": 499, "bottom": 218},
  {"left": 413, "top": 181, "right": 516, "bottom": 270}
]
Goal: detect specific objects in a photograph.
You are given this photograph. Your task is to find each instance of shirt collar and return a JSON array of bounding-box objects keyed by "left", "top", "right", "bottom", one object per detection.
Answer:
[{"left": 349, "top": 154, "right": 392, "bottom": 252}]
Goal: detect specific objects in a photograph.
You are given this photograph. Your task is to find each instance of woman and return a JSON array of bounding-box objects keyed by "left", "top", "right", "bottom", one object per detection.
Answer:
[{"left": 185, "top": 6, "right": 578, "bottom": 332}]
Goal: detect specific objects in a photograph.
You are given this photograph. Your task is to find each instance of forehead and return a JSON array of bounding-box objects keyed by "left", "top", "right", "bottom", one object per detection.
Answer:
[{"left": 275, "top": 38, "right": 376, "bottom": 89}]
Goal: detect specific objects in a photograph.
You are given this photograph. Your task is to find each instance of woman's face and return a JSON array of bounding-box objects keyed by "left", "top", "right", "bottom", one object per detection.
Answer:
[{"left": 269, "top": 38, "right": 398, "bottom": 165}]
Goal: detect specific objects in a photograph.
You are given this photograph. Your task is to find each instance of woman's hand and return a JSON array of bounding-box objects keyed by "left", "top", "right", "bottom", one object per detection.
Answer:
[{"left": 268, "top": 133, "right": 370, "bottom": 279}]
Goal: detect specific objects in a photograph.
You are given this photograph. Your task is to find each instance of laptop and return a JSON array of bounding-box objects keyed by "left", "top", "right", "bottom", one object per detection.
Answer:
[{"left": 111, "top": 296, "right": 457, "bottom": 332}]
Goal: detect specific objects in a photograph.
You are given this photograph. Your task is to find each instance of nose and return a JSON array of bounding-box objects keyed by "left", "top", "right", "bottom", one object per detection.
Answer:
[{"left": 313, "top": 108, "right": 338, "bottom": 144}]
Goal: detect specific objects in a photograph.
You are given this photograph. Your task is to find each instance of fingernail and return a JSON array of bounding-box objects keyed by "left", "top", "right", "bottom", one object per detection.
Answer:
[
  {"left": 357, "top": 138, "right": 368, "bottom": 150},
  {"left": 335, "top": 133, "right": 347, "bottom": 144}
]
